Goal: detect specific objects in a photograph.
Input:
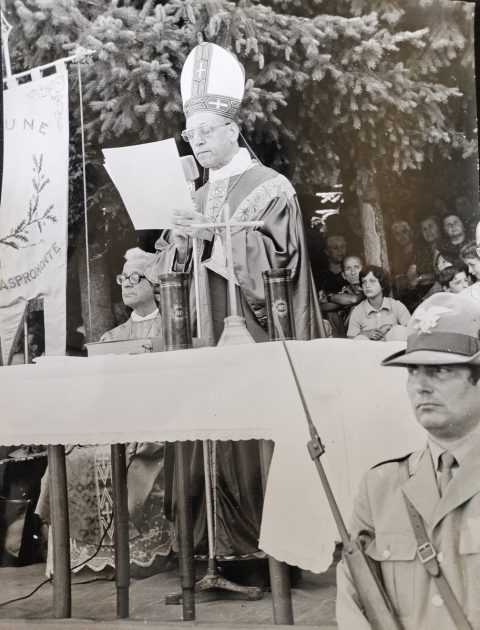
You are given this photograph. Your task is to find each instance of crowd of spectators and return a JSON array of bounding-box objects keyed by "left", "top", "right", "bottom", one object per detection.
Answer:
[{"left": 311, "top": 207, "right": 480, "bottom": 340}]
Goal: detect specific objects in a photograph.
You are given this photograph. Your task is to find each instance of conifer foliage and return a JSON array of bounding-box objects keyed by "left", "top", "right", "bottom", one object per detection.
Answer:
[{"left": 5, "top": 0, "right": 476, "bottom": 221}]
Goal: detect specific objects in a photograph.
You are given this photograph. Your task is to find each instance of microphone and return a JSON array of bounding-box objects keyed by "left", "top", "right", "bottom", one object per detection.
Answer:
[{"left": 180, "top": 155, "right": 199, "bottom": 199}]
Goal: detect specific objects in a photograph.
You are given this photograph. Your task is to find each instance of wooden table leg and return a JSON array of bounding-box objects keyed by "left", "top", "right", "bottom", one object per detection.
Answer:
[
  {"left": 111, "top": 444, "right": 130, "bottom": 618},
  {"left": 47, "top": 444, "right": 71, "bottom": 619},
  {"left": 260, "top": 440, "right": 294, "bottom": 625},
  {"left": 159, "top": 272, "right": 196, "bottom": 620},
  {"left": 175, "top": 441, "right": 195, "bottom": 620}
]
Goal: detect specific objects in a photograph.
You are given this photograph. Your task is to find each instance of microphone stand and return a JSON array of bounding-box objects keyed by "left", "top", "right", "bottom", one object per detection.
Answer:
[{"left": 166, "top": 211, "right": 265, "bottom": 604}]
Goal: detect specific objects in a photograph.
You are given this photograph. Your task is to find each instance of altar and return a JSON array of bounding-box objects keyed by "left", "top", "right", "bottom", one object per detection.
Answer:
[{"left": 0, "top": 338, "right": 425, "bottom": 575}]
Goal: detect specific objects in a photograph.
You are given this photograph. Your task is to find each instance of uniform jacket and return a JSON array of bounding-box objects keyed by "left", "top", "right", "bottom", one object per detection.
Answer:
[{"left": 336, "top": 439, "right": 480, "bottom": 629}]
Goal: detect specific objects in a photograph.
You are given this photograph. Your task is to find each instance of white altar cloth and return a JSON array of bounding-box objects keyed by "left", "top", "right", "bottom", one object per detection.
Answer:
[{"left": 0, "top": 339, "right": 425, "bottom": 573}]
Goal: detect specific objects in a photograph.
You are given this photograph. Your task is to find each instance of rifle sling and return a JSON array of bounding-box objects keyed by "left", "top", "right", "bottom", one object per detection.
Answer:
[{"left": 399, "top": 460, "right": 473, "bottom": 630}]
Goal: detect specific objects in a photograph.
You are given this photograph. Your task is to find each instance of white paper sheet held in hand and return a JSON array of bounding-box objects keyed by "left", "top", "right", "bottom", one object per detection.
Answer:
[{"left": 102, "top": 138, "right": 194, "bottom": 229}]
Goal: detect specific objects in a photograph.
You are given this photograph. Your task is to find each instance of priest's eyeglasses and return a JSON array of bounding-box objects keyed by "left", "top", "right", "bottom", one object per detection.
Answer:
[
  {"left": 116, "top": 273, "right": 145, "bottom": 286},
  {"left": 181, "top": 123, "right": 231, "bottom": 143}
]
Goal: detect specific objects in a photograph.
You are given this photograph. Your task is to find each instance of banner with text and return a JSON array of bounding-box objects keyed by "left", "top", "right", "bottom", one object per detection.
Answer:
[{"left": 0, "top": 66, "right": 69, "bottom": 364}]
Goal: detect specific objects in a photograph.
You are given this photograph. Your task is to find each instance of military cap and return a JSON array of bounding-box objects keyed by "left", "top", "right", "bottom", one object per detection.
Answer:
[{"left": 382, "top": 292, "right": 480, "bottom": 366}]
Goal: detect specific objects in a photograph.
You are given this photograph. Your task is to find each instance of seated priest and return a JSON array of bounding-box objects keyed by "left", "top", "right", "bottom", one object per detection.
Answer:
[
  {"left": 101, "top": 247, "right": 162, "bottom": 341},
  {"left": 144, "top": 43, "right": 322, "bottom": 568},
  {"left": 35, "top": 248, "right": 173, "bottom": 577}
]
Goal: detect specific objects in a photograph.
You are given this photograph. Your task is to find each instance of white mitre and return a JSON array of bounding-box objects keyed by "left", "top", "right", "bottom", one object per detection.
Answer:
[{"left": 181, "top": 42, "right": 245, "bottom": 120}]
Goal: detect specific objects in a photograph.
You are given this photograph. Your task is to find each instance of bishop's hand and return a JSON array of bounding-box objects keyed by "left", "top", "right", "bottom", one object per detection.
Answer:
[{"left": 172, "top": 208, "right": 214, "bottom": 242}]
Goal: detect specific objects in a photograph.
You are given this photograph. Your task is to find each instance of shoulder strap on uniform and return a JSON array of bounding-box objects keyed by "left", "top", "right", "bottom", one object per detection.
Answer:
[
  {"left": 371, "top": 452, "right": 411, "bottom": 470},
  {"left": 399, "top": 460, "right": 473, "bottom": 630}
]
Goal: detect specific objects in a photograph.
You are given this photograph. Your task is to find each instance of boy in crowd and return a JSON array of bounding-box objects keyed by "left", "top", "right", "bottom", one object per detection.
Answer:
[
  {"left": 347, "top": 265, "right": 410, "bottom": 341},
  {"left": 438, "top": 264, "right": 471, "bottom": 294}
]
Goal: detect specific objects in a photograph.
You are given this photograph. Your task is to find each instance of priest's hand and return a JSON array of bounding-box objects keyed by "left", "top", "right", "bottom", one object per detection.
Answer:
[{"left": 172, "top": 208, "right": 214, "bottom": 241}]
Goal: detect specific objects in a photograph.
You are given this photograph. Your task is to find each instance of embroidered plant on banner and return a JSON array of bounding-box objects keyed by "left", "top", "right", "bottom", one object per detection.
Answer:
[{"left": 0, "top": 154, "right": 57, "bottom": 250}]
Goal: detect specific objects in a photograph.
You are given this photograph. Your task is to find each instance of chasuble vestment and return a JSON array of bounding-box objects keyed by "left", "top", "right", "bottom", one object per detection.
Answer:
[
  {"left": 147, "top": 152, "right": 322, "bottom": 345},
  {"left": 146, "top": 154, "right": 322, "bottom": 558}
]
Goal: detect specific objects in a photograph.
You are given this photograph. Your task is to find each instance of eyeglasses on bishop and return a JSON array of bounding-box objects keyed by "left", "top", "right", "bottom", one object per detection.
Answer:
[{"left": 181, "top": 122, "right": 231, "bottom": 143}]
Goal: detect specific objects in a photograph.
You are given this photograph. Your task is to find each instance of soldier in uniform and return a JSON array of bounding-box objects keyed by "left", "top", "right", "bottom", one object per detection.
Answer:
[{"left": 337, "top": 292, "right": 480, "bottom": 629}]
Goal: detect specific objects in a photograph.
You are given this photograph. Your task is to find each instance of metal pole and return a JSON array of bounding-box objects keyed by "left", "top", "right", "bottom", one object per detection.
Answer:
[
  {"left": 111, "top": 444, "right": 130, "bottom": 618},
  {"left": 259, "top": 441, "right": 294, "bottom": 625},
  {"left": 159, "top": 272, "right": 195, "bottom": 620},
  {"left": 192, "top": 241, "right": 218, "bottom": 571},
  {"left": 47, "top": 445, "right": 71, "bottom": 618},
  {"left": 202, "top": 442, "right": 216, "bottom": 561},
  {"left": 192, "top": 238, "right": 202, "bottom": 338},
  {"left": 23, "top": 313, "right": 29, "bottom": 364},
  {"left": 223, "top": 204, "right": 238, "bottom": 317},
  {"left": 261, "top": 269, "right": 295, "bottom": 625},
  {"left": 179, "top": 248, "right": 262, "bottom": 600},
  {"left": 76, "top": 62, "right": 93, "bottom": 340},
  {"left": 173, "top": 440, "right": 195, "bottom": 619}
]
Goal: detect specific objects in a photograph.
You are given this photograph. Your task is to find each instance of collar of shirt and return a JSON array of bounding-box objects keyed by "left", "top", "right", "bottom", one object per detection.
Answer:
[
  {"left": 428, "top": 431, "right": 480, "bottom": 472},
  {"left": 365, "top": 297, "right": 391, "bottom": 315},
  {"left": 131, "top": 308, "right": 159, "bottom": 322},
  {"left": 209, "top": 147, "right": 253, "bottom": 182}
]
